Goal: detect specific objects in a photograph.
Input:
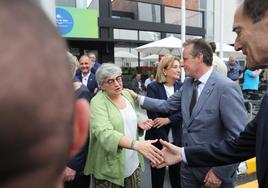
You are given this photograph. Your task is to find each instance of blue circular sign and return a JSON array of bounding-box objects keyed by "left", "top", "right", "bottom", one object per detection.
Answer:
[{"left": 56, "top": 8, "right": 74, "bottom": 35}]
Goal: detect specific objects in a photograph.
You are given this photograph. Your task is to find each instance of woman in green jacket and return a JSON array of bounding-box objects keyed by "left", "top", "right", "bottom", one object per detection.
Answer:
[{"left": 84, "top": 63, "right": 163, "bottom": 187}]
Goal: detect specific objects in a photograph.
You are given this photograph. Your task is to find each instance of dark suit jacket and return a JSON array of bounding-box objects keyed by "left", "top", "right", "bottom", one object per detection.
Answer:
[
  {"left": 67, "top": 85, "right": 93, "bottom": 176},
  {"left": 142, "top": 70, "right": 248, "bottom": 183},
  {"left": 75, "top": 73, "right": 98, "bottom": 94},
  {"left": 74, "top": 84, "right": 93, "bottom": 102},
  {"left": 91, "top": 62, "right": 101, "bottom": 74},
  {"left": 185, "top": 92, "right": 268, "bottom": 188},
  {"left": 145, "top": 81, "right": 182, "bottom": 146},
  {"left": 131, "top": 79, "right": 142, "bottom": 94}
]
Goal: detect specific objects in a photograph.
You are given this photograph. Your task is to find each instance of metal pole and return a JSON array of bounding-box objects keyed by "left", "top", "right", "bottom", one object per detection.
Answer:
[
  {"left": 181, "top": 0, "right": 186, "bottom": 44},
  {"left": 181, "top": 0, "right": 186, "bottom": 82},
  {"left": 219, "top": 0, "right": 224, "bottom": 59}
]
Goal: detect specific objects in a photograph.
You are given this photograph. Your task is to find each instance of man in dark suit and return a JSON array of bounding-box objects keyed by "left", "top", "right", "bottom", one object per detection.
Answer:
[
  {"left": 154, "top": 1, "right": 268, "bottom": 187},
  {"left": 0, "top": 1, "right": 89, "bottom": 188},
  {"left": 75, "top": 55, "right": 98, "bottom": 94},
  {"left": 63, "top": 53, "right": 93, "bottom": 188},
  {"left": 133, "top": 39, "right": 248, "bottom": 188},
  {"left": 131, "top": 73, "right": 143, "bottom": 94},
  {"left": 88, "top": 52, "right": 101, "bottom": 74}
]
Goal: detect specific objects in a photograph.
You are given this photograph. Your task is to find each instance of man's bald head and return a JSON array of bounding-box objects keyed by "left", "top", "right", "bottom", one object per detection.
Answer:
[{"left": 0, "top": 0, "right": 75, "bottom": 187}]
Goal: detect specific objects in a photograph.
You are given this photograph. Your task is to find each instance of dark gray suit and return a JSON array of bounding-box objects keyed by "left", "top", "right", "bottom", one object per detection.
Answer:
[{"left": 142, "top": 70, "right": 248, "bottom": 187}]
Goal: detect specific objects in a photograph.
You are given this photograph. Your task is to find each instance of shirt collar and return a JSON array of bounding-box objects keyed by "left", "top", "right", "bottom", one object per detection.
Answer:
[
  {"left": 82, "top": 72, "right": 91, "bottom": 79},
  {"left": 198, "top": 67, "right": 213, "bottom": 84}
]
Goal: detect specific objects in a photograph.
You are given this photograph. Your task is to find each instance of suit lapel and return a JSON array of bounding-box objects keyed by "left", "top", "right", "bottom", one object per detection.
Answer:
[
  {"left": 188, "top": 71, "right": 217, "bottom": 125},
  {"left": 182, "top": 79, "right": 194, "bottom": 126},
  {"left": 159, "top": 84, "right": 168, "bottom": 99}
]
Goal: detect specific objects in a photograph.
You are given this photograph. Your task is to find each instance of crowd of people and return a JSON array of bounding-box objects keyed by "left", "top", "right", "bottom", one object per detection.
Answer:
[{"left": 2, "top": 0, "right": 268, "bottom": 188}]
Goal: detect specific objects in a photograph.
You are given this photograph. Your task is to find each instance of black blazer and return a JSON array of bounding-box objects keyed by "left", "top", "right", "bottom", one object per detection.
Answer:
[
  {"left": 75, "top": 73, "right": 98, "bottom": 94},
  {"left": 91, "top": 62, "right": 101, "bottom": 74},
  {"left": 145, "top": 81, "right": 182, "bottom": 146},
  {"left": 185, "top": 92, "right": 268, "bottom": 188},
  {"left": 67, "top": 85, "right": 93, "bottom": 176},
  {"left": 74, "top": 84, "right": 93, "bottom": 102}
]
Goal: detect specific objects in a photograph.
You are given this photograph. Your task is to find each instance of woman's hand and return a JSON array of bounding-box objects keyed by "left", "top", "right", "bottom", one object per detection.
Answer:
[
  {"left": 138, "top": 119, "right": 154, "bottom": 130},
  {"left": 153, "top": 118, "right": 171, "bottom": 128},
  {"left": 134, "top": 139, "right": 163, "bottom": 165}
]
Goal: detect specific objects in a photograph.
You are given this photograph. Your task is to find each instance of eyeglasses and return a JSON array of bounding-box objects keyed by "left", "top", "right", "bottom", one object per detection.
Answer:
[{"left": 105, "top": 75, "right": 122, "bottom": 86}]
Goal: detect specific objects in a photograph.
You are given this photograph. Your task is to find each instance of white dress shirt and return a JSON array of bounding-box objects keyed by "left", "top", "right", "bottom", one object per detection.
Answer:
[{"left": 81, "top": 72, "right": 91, "bottom": 86}]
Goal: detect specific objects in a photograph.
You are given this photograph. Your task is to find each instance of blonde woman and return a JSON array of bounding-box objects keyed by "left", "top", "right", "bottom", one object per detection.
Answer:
[{"left": 146, "top": 55, "right": 182, "bottom": 188}]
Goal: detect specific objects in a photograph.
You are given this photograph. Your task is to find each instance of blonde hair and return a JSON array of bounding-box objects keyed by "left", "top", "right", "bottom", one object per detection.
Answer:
[{"left": 155, "top": 55, "right": 180, "bottom": 83}]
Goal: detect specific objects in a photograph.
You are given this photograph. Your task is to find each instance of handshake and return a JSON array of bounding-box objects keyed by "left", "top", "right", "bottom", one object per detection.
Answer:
[{"left": 150, "top": 139, "right": 183, "bottom": 168}]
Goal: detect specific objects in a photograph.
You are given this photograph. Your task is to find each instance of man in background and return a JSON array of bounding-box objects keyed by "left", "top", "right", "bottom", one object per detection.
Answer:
[
  {"left": 0, "top": 1, "right": 89, "bottom": 188},
  {"left": 88, "top": 52, "right": 101, "bottom": 74},
  {"left": 144, "top": 74, "right": 155, "bottom": 89},
  {"left": 227, "top": 56, "right": 242, "bottom": 82},
  {"left": 131, "top": 73, "right": 143, "bottom": 94},
  {"left": 209, "top": 42, "right": 228, "bottom": 76},
  {"left": 75, "top": 55, "right": 98, "bottom": 94}
]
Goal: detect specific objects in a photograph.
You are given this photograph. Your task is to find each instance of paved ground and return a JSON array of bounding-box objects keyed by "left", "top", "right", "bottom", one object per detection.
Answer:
[
  {"left": 141, "top": 159, "right": 172, "bottom": 188},
  {"left": 236, "top": 180, "right": 258, "bottom": 188}
]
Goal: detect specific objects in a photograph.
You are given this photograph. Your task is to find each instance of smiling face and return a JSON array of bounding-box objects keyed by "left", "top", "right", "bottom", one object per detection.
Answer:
[
  {"left": 233, "top": 5, "right": 268, "bottom": 69},
  {"left": 165, "top": 59, "right": 181, "bottom": 81},
  {"left": 79, "top": 56, "right": 92, "bottom": 75},
  {"left": 182, "top": 44, "right": 200, "bottom": 78}
]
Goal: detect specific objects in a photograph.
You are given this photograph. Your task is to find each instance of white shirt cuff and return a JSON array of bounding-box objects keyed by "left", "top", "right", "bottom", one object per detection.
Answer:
[
  {"left": 139, "top": 95, "right": 145, "bottom": 106},
  {"left": 181, "top": 147, "right": 188, "bottom": 164}
]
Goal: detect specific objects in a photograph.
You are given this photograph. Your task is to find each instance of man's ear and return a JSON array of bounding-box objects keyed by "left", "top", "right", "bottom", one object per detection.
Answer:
[
  {"left": 196, "top": 52, "right": 203, "bottom": 63},
  {"left": 69, "top": 99, "right": 90, "bottom": 157}
]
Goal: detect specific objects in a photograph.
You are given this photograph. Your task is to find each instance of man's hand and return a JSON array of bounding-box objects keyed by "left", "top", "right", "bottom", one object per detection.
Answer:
[
  {"left": 138, "top": 119, "right": 154, "bottom": 130},
  {"left": 152, "top": 139, "right": 182, "bottom": 168},
  {"left": 134, "top": 139, "right": 164, "bottom": 165},
  {"left": 153, "top": 117, "right": 171, "bottom": 128},
  {"left": 125, "top": 89, "right": 139, "bottom": 101},
  {"left": 204, "top": 169, "right": 222, "bottom": 188},
  {"left": 63, "top": 167, "right": 76, "bottom": 182}
]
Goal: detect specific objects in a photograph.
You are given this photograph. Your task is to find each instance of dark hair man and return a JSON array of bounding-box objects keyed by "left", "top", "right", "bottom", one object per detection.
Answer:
[
  {"left": 131, "top": 39, "right": 248, "bottom": 188},
  {"left": 88, "top": 52, "right": 101, "bottom": 74},
  {"left": 0, "top": 1, "right": 89, "bottom": 188},
  {"left": 154, "top": 1, "right": 268, "bottom": 187}
]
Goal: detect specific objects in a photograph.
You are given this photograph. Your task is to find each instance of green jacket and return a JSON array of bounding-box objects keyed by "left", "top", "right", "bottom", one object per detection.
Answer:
[{"left": 84, "top": 89, "right": 144, "bottom": 186}]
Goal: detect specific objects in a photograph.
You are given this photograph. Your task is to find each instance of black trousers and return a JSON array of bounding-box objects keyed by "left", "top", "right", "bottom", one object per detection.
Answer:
[
  {"left": 64, "top": 175, "right": 90, "bottom": 188},
  {"left": 150, "top": 163, "right": 181, "bottom": 188}
]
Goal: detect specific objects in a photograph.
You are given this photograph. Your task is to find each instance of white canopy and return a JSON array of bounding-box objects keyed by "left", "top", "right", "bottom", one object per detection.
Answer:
[
  {"left": 215, "top": 42, "right": 245, "bottom": 59},
  {"left": 141, "top": 54, "right": 159, "bottom": 61},
  {"left": 136, "top": 36, "right": 182, "bottom": 56},
  {"left": 114, "top": 51, "right": 138, "bottom": 60}
]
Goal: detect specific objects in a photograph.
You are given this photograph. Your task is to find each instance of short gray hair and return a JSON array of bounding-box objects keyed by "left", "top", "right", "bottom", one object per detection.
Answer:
[
  {"left": 95, "top": 63, "right": 122, "bottom": 86},
  {"left": 66, "top": 52, "right": 78, "bottom": 77}
]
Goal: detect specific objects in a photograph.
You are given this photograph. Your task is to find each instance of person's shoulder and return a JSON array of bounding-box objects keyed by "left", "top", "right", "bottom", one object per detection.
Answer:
[
  {"left": 122, "top": 89, "right": 135, "bottom": 103},
  {"left": 75, "top": 85, "right": 93, "bottom": 101},
  {"left": 89, "top": 72, "right": 96, "bottom": 77},
  {"left": 174, "top": 80, "right": 183, "bottom": 88},
  {"left": 211, "top": 70, "right": 234, "bottom": 85},
  {"left": 91, "top": 91, "right": 105, "bottom": 104},
  {"left": 183, "top": 77, "right": 193, "bottom": 85},
  {"left": 74, "top": 74, "right": 82, "bottom": 80},
  {"left": 147, "top": 81, "right": 163, "bottom": 89}
]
